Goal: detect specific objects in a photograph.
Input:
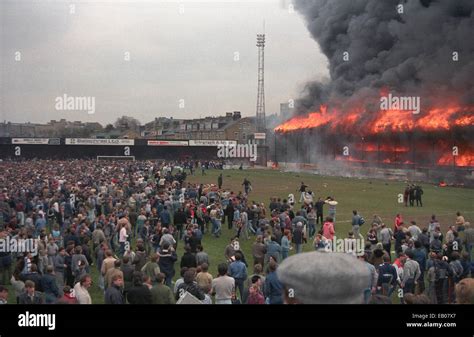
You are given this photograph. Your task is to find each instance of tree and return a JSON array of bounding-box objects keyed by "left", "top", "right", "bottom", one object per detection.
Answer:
[
  {"left": 114, "top": 116, "right": 141, "bottom": 131},
  {"left": 105, "top": 124, "right": 115, "bottom": 132}
]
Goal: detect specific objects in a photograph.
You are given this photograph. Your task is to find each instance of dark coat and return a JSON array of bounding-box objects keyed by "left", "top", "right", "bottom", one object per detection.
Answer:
[
  {"left": 173, "top": 210, "right": 187, "bottom": 226},
  {"left": 121, "top": 264, "right": 135, "bottom": 291},
  {"left": 104, "top": 285, "right": 124, "bottom": 304},
  {"left": 40, "top": 273, "right": 59, "bottom": 297},
  {"left": 126, "top": 285, "right": 152, "bottom": 304},
  {"left": 180, "top": 252, "right": 197, "bottom": 269},
  {"left": 175, "top": 281, "right": 205, "bottom": 301},
  {"left": 264, "top": 271, "right": 283, "bottom": 304},
  {"left": 22, "top": 272, "right": 43, "bottom": 292},
  {"left": 19, "top": 292, "right": 44, "bottom": 304},
  {"left": 158, "top": 251, "right": 178, "bottom": 278}
]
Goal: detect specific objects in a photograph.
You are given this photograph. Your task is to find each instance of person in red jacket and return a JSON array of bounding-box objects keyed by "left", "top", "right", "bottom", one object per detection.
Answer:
[
  {"left": 58, "top": 286, "right": 78, "bottom": 304},
  {"left": 323, "top": 217, "right": 335, "bottom": 241},
  {"left": 394, "top": 213, "right": 403, "bottom": 233}
]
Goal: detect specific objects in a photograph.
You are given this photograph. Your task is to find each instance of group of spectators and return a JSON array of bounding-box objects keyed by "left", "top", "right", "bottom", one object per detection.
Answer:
[
  {"left": 351, "top": 211, "right": 473, "bottom": 304},
  {"left": 0, "top": 159, "right": 472, "bottom": 305},
  {"left": 403, "top": 184, "right": 424, "bottom": 207}
]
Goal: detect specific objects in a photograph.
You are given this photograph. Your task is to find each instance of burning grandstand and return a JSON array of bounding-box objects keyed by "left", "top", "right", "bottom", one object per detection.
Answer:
[{"left": 273, "top": 0, "right": 474, "bottom": 183}]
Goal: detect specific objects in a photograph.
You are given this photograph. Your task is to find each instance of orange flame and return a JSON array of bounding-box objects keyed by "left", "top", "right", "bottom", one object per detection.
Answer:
[
  {"left": 356, "top": 144, "right": 409, "bottom": 152},
  {"left": 274, "top": 105, "right": 334, "bottom": 132},
  {"left": 275, "top": 104, "right": 474, "bottom": 134},
  {"left": 437, "top": 152, "right": 474, "bottom": 167}
]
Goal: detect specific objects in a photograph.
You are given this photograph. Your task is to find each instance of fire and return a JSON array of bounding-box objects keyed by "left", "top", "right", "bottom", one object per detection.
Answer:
[
  {"left": 274, "top": 105, "right": 334, "bottom": 132},
  {"left": 437, "top": 151, "right": 474, "bottom": 167},
  {"left": 275, "top": 104, "right": 474, "bottom": 134},
  {"left": 379, "top": 159, "right": 413, "bottom": 164},
  {"left": 455, "top": 115, "right": 474, "bottom": 127},
  {"left": 368, "top": 105, "right": 473, "bottom": 133},
  {"left": 356, "top": 144, "right": 409, "bottom": 152},
  {"left": 274, "top": 100, "right": 474, "bottom": 167},
  {"left": 372, "top": 110, "right": 416, "bottom": 133}
]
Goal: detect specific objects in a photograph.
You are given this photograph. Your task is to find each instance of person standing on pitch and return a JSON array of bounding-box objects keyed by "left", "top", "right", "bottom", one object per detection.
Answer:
[
  {"left": 298, "top": 182, "right": 308, "bottom": 203},
  {"left": 218, "top": 173, "right": 223, "bottom": 190}
]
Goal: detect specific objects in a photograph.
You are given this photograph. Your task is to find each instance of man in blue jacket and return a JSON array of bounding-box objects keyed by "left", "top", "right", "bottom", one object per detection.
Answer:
[
  {"left": 264, "top": 260, "right": 283, "bottom": 304},
  {"left": 40, "top": 266, "right": 60, "bottom": 304},
  {"left": 265, "top": 236, "right": 282, "bottom": 264},
  {"left": 228, "top": 252, "right": 247, "bottom": 301},
  {"left": 377, "top": 254, "right": 398, "bottom": 297},
  {"left": 160, "top": 206, "right": 171, "bottom": 228},
  {"left": 412, "top": 241, "right": 427, "bottom": 293},
  {"left": 158, "top": 243, "right": 178, "bottom": 287}
]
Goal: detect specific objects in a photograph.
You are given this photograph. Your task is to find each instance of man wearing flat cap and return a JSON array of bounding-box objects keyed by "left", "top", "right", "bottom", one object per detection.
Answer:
[{"left": 277, "top": 251, "right": 371, "bottom": 304}]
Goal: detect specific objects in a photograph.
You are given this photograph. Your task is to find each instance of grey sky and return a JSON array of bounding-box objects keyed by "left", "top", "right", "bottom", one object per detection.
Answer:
[{"left": 0, "top": 0, "right": 328, "bottom": 125}]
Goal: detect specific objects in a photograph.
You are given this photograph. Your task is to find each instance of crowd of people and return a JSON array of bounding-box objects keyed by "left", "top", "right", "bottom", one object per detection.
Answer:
[{"left": 0, "top": 159, "right": 472, "bottom": 305}]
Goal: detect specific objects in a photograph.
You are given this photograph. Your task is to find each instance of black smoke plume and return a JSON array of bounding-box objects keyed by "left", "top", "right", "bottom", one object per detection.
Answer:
[{"left": 292, "top": 0, "right": 474, "bottom": 115}]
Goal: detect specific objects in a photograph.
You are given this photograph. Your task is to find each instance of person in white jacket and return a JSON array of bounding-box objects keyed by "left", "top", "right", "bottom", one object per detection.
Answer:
[{"left": 74, "top": 274, "right": 92, "bottom": 304}]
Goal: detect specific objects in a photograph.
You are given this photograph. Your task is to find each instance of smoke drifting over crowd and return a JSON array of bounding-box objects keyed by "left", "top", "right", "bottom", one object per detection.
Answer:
[{"left": 282, "top": 0, "right": 474, "bottom": 122}]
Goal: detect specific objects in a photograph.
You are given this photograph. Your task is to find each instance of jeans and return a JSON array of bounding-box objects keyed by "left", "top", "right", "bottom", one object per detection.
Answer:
[
  {"left": 165, "top": 274, "right": 173, "bottom": 288},
  {"left": 281, "top": 250, "right": 289, "bottom": 260},
  {"left": 234, "top": 279, "right": 245, "bottom": 301},
  {"left": 248, "top": 222, "right": 257, "bottom": 235},
  {"left": 98, "top": 274, "right": 105, "bottom": 291},
  {"left": 119, "top": 242, "right": 126, "bottom": 257},
  {"left": 352, "top": 225, "right": 360, "bottom": 239},
  {"left": 329, "top": 211, "right": 336, "bottom": 223},
  {"left": 295, "top": 244, "right": 303, "bottom": 254},
  {"left": 212, "top": 219, "right": 221, "bottom": 237},
  {"left": 379, "top": 283, "right": 395, "bottom": 297}
]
